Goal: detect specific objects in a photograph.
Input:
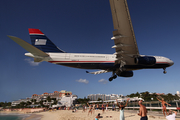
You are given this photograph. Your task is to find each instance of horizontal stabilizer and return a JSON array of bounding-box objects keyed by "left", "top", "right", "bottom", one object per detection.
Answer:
[
  {"left": 86, "top": 70, "right": 110, "bottom": 75},
  {"left": 7, "top": 35, "right": 49, "bottom": 57}
]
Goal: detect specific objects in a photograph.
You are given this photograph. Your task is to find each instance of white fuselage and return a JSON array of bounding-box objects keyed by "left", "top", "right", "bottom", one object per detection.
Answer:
[{"left": 25, "top": 52, "right": 174, "bottom": 71}]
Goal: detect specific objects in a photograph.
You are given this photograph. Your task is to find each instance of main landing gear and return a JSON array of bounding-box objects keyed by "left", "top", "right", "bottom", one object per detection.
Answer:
[
  {"left": 163, "top": 68, "right": 167, "bottom": 74},
  {"left": 109, "top": 71, "right": 117, "bottom": 82},
  {"left": 109, "top": 75, "right": 117, "bottom": 81}
]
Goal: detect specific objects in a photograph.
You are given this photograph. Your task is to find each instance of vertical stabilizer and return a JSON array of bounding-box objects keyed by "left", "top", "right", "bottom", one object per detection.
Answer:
[{"left": 29, "top": 28, "right": 65, "bottom": 53}]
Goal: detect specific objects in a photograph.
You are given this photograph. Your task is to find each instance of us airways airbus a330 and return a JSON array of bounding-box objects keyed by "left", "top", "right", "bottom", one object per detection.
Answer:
[{"left": 8, "top": 0, "right": 174, "bottom": 81}]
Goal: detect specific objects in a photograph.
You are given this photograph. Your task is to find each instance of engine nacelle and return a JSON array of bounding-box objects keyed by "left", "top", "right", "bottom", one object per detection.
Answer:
[
  {"left": 116, "top": 71, "right": 133, "bottom": 77},
  {"left": 134, "top": 56, "right": 156, "bottom": 66}
]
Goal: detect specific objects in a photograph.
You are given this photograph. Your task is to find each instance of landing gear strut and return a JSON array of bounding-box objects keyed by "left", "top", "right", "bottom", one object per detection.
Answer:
[{"left": 163, "top": 68, "right": 167, "bottom": 74}]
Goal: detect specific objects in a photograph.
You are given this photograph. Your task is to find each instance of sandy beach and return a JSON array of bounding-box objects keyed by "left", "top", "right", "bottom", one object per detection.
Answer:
[{"left": 32, "top": 110, "right": 180, "bottom": 120}]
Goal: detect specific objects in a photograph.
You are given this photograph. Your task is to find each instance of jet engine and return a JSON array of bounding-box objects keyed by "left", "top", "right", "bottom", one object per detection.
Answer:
[
  {"left": 116, "top": 71, "right": 133, "bottom": 77},
  {"left": 134, "top": 56, "right": 156, "bottom": 66}
]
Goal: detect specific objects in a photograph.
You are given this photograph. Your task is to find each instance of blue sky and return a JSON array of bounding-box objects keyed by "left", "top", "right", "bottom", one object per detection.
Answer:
[{"left": 1, "top": 0, "right": 180, "bottom": 102}]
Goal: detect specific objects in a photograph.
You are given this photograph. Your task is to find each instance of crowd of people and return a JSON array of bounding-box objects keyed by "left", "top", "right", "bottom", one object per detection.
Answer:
[{"left": 82, "top": 97, "right": 178, "bottom": 120}]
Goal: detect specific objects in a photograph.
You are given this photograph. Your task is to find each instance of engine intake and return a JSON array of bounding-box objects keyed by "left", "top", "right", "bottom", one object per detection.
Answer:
[
  {"left": 116, "top": 71, "right": 133, "bottom": 77},
  {"left": 134, "top": 56, "right": 156, "bottom": 66}
]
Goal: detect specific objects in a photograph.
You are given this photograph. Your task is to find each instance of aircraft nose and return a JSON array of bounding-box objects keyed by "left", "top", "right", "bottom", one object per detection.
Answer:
[{"left": 169, "top": 60, "right": 174, "bottom": 66}]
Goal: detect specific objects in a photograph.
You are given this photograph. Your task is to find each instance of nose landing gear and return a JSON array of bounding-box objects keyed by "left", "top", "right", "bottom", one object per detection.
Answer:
[{"left": 163, "top": 68, "right": 167, "bottom": 74}]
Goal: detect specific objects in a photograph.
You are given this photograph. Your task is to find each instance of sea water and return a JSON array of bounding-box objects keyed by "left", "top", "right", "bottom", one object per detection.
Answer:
[
  {"left": 0, "top": 113, "right": 30, "bottom": 120},
  {"left": 0, "top": 115, "right": 22, "bottom": 120}
]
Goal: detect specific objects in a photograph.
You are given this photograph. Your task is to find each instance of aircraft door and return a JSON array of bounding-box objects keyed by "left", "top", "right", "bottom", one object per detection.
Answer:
[
  {"left": 65, "top": 54, "right": 70, "bottom": 59},
  {"left": 106, "top": 56, "right": 109, "bottom": 60}
]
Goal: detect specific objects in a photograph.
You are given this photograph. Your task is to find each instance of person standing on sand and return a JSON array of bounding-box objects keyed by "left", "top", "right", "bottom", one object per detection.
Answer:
[
  {"left": 138, "top": 100, "right": 148, "bottom": 120},
  {"left": 96, "top": 104, "right": 99, "bottom": 110},
  {"left": 166, "top": 110, "right": 177, "bottom": 120},
  {"left": 157, "top": 97, "right": 171, "bottom": 116},
  {"left": 101, "top": 103, "right": 105, "bottom": 114},
  {"left": 106, "top": 103, "right": 109, "bottom": 112},
  {"left": 92, "top": 103, "right": 96, "bottom": 114},
  {"left": 116, "top": 98, "right": 130, "bottom": 120},
  {"left": 112, "top": 103, "right": 115, "bottom": 111},
  {"left": 82, "top": 105, "right": 85, "bottom": 113},
  {"left": 87, "top": 103, "right": 92, "bottom": 115}
]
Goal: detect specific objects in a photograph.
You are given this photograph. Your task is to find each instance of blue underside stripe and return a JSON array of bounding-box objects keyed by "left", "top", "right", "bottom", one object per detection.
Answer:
[{"left": 52, "top": 62, "right": 170, "bottom": 70}]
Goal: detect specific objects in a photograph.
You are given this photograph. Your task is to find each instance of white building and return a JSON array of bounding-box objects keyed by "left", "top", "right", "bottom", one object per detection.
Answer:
[
  {"left": 52, "top": 95, "right": 78, "bottom": 108},
  {"left": 177, "top": 91, "right": 180, "bottom": 97},
  {"left": 87, "top": 94, "right": 121, "bottom": 101}
]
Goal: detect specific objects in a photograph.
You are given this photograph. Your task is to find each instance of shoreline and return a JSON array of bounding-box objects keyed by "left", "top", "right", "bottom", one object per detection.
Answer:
[{"left": 0, "top": 111, "right": 43, "bottom": 120}]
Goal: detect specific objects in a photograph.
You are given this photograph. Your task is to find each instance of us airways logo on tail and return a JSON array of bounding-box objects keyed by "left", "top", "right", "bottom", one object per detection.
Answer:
[
  {"left": 29, "top": 28, "right": 65, "bottom": 53},
  {"left": 35, "top": 39, "right": 47, "bottom": 45}
]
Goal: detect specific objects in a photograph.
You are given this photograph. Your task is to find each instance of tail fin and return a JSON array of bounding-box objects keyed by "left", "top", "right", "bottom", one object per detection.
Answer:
[{"left": 28, "top": 28, "right": 65, "bottom": 53}]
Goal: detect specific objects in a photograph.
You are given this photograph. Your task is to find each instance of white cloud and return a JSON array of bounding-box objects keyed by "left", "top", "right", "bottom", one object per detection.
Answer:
[
  {"left": 98, "top": 79, "right": 108, "bottom": 84},
  {"left": 24, "top": 58, "right": 40, "bottom": 66},
  {"left": 76, "top": 79, "right": 89, "bottom": 84}
]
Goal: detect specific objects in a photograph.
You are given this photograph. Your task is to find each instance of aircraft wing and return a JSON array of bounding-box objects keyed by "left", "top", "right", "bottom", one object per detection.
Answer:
[{"left": 109, "top": 0, "right": 139, "bottom": 65}]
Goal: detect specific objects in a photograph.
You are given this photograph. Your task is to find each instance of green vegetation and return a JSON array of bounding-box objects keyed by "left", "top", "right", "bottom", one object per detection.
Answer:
[
  {"left": 76, "top": 97, "right": 90, "bottom": 105},
  {"left": 127, "top": 91, "right": 180, "bottom": 102},
  {"left": 0, "top": 102, "right": 11, "bottom": 108}
]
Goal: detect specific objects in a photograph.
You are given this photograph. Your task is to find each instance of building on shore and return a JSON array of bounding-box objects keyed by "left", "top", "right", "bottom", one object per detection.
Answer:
[
  {"left": 87, "top": 94, "right": 122, "bottom": 101},
  {"left": 11, "top": 98, "right": 31, "bottom": 106},
  {"left": 11, "top": 90, "right": 75, "bottom": 107},
  {"left": 177, "top": 91, "right": 180, "bottom": 97},
  {"left": 32, "top": 90, "right": 72, "bottom": 101}
]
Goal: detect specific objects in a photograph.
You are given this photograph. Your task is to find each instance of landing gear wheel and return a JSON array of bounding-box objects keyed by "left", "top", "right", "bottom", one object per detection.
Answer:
[
  {"left": 113, "top": 75, "right": 117, "bottom": 79},
  {"left": 163, "top": 68, "right": 167, "bottom": 74},
  {"left": 109, "top": 77, "right": 113, "bottom": 81},
  {"left": 109, "top": 75, "right": 117, "bottom": 82}
]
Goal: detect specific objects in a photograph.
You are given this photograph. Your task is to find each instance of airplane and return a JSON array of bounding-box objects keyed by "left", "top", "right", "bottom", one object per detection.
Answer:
[{"left": 8, "top": 0, "right": 174, "bottom": 81}]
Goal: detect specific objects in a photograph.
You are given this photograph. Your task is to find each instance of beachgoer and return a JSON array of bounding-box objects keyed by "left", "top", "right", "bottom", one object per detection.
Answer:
[
  {"left": 92, "top": 103, "right": 96, "bottom": 114},
  {"left": 85, "top": 105, "right": 87, "bottom": 112},
  {"left": 82, "top": 105, "right": 85, "bottom": 113},
  {"left": 138, "top": 100, "right": 148, "bottom": 120},
  {"left": 157, "top": 97, "right": 171, "bottom": 116},
  {"left": 96, "top": 104, "right": 99, "bottom": 110},
  {"left": 106, "top": 103, "right": 109, "bottom": 111},
  {"left": 166, "top": 110, "right": 177, "bottom": 120},
  {"left": 102, "top": 104, "right": 105, "bottom": 114},
  {"left": 116, "top": 98, "right": 130, "bottom": 120},
  {"left": 95, "top": 113, "right": 101, "bottom": 120},
  {"left": 87, "top": 103, "right": 92, "bottom": 115},
  {"left": 112, "top": 103, "right": 115, "bottom": 111}
]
